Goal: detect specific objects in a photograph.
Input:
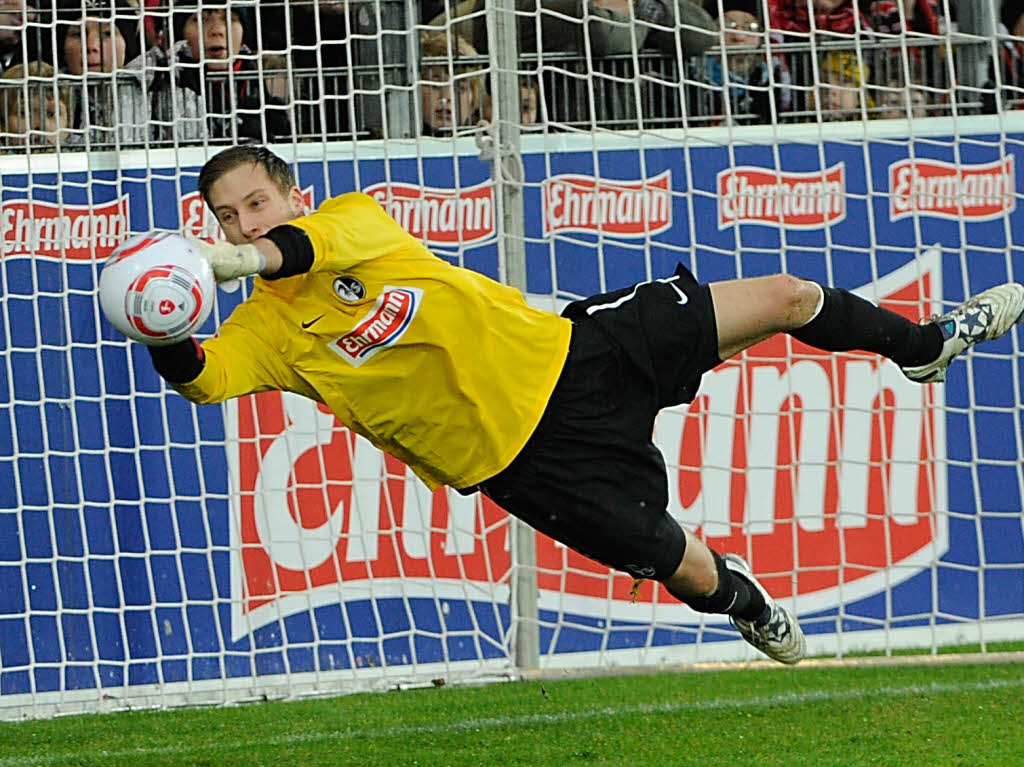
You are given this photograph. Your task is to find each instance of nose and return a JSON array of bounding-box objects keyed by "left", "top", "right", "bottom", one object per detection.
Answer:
[
  {"left": 204, "top": 17, "right": 226, "bottom": 39},
  {"left": 237, "top": 211, "right": 263, "bottom": 240}
]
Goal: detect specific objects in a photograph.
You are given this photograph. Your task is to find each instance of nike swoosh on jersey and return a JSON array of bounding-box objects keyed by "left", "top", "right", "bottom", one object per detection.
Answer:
[
  {"left": 301, "top": 314, "right": 326, "bottom": 329},
  {"left": 665, "top": 279, "right": 689, "bottom": 305}
]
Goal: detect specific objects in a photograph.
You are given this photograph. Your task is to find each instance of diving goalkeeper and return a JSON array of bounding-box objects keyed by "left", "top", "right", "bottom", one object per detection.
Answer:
[{"left": 140, "top": 145, "right": 1024, "bottom": 665}]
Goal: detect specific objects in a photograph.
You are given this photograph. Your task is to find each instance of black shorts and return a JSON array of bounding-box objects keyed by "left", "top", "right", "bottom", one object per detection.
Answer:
[{"left": 477, "top": 264, "right": 721, "bottom": 581}]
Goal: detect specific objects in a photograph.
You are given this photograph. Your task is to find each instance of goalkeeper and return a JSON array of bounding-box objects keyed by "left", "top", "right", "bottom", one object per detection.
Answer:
[{"left": 145, "top": 145, "right": 1024, "bottom": 665}]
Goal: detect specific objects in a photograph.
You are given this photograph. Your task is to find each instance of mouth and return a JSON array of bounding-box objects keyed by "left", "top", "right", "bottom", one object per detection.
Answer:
[{"left": 206, "top": 45, "right": 227, "bottom": 58}]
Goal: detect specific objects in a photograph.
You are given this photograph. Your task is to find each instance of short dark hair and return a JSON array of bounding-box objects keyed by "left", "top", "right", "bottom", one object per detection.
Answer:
[{"left": 197, "top": 145, "right": 296, "bottom": 206}]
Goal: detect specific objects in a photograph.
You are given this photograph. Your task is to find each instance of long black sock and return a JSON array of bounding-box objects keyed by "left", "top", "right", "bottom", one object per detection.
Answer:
[
  {"left": 684, "top": 551, "right": 767, "bottom": 622},
  {"left": 790, "top": 286, "right": 943, "bottom": 367}
]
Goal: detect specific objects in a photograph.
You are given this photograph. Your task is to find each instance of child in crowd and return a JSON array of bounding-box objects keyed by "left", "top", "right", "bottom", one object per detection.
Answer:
[{"left": 0, "top": 60, "right": 71, "bottom": 149}]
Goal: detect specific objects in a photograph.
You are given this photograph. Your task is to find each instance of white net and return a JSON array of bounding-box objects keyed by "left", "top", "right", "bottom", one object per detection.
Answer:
[{"left": 1, "top": 0, "right": 1023, "bottom": 719}]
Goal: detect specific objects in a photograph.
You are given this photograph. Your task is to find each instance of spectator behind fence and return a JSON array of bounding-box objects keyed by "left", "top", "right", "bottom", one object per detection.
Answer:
[
  {"left": 419, "top": 30, "right": 487, "bottom": 137},
  {"left": 427, "top": 0, "right": 716, "bottom": 60},
  {"left": 981, "top": 2, "right": 1024, "bottom": 113},
  {"left": 866, "top": 0, "right": 943, "bottom": 36},
  {"left": 0, "top": 60, "right": 71, "bottom": 148},
  {"left": 258, "top": 0, "right": 351, "bottom": 137},
  {"left": 0, "top": 0, "right": 37, "bottom": 74},
  {"left": 170, "top": 0, "right": 290, "bottom": 143},
  {"left": 810, "top": 49, "right": 874, "bottom": 120},
  {"left": 768, "top": 0, "right": 872, "bottom": 37},
  {"left": 55, "top": 0, "right": 157, "bottom": 145},
  {"left": 873, "top": 52, "right": 927, "bottom": 119},
  {"left": 481, "top": 74, "right": 542, "bottom": 126},
  {"left": 694, "top": 0, "right": 791, "bottom": 125},
  {"left": 864, "top": 1, "right": 944, "bottom": 118},
  {"left": 1004, "top": 1, "right": 1024, "bottom": 38}
]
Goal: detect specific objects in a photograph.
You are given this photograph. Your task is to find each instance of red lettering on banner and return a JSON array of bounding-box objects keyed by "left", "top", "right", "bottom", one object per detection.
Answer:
[
  {"left": 228, "top": 256, "right": 945, "bottom": 628},
  {"left": 542, "top": 170, "right": 672, "bottom": 237},
  {"left": 232, "top": 392, "right": 510, "bottom": 626},
  {"left": 1, "top": 196, "right": 130, "bottom": 258},
  {"left": 365, "top": 181, "right": 495, "bottom": 247},
  {"left": 535, "top": 261, "right": 945, "bottom": 607},
  {"left": 889, "top": 156, "right": 1015, "bottom": 221},
  {"left": 717, "top": 164, "right": 846, "bottom": 228}
]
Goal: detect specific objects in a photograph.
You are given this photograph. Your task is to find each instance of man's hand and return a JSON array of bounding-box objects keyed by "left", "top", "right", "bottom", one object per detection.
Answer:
[{"left": 186, "top": 235, "right": 266, "bottom": 282}]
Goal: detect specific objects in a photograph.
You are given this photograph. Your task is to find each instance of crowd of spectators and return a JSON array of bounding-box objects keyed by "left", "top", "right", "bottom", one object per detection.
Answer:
[{"left": 0, "top": 1, "right": 1016, "bottom": 150}]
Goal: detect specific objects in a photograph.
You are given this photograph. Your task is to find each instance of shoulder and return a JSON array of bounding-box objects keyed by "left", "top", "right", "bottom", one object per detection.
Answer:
[{"left": 316, "top": 191, "right": 382, "bottom": 213}]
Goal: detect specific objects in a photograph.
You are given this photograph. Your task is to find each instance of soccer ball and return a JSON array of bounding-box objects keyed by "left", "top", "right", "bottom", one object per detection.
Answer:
[{"left": 98, "top": 232, "right": 215, "bottom": 346}]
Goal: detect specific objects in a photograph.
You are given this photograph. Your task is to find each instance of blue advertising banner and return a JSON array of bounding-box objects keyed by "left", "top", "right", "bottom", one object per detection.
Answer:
[{"left": 2, "top": 124, "right": 1022, "bottom": 703}]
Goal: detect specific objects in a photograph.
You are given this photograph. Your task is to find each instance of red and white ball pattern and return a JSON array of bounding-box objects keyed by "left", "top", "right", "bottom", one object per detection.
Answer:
[{"left": 99, "top": 232, "right": 215, "bottom": 346}]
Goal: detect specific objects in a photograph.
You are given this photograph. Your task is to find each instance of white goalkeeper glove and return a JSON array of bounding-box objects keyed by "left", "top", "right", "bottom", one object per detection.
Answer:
[{"left": 186, "top": 235, "right": 266, "bottom": 292}]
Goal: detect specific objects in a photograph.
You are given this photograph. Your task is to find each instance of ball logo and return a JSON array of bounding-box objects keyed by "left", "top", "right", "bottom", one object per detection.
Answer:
[
  {"left": 126, "top": 265, "right": 204, "bottom": 339},
  {"left": 333, "top": 275, "right": 366, "bottom": 303}
]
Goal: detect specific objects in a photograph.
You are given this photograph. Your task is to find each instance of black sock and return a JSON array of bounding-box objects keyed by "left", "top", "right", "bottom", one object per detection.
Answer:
[
  {"left": 685, "top": 551, "right": 767, "bottom": 622},
  {"left": 789, "top": 286, "right": 944, "bottom": 367}
]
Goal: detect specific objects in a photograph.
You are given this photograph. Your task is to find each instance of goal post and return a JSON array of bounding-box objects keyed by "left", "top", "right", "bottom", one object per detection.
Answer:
[{"left": 2, "top": 1, "right": 1024, "bottom": 720}]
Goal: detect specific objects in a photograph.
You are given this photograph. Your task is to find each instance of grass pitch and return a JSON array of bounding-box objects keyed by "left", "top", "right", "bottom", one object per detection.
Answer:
[{"left": 1, "top": 658, "right": 1022, "bottom": 767}]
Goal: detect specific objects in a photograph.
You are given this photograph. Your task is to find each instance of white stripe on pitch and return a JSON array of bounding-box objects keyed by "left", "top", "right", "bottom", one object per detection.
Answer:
[{"left": 2, "top": 676, "right": 1022, "bottom": 767}]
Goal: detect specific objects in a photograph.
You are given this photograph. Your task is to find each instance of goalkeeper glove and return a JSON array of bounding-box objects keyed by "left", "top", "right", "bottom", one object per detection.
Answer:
[{"left": 186, "top": 235, "right": 266, "bottom": 284}]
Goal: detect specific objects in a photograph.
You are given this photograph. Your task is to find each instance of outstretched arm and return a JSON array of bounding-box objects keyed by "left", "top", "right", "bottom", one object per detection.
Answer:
[{"left": 187, "top": 224, "right": 314, "bottom": 283}]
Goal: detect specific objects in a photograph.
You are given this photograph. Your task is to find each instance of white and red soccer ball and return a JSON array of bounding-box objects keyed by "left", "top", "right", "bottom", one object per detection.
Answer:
[{"left": 98, "top": 232, "right": 215, "bottom": 346}]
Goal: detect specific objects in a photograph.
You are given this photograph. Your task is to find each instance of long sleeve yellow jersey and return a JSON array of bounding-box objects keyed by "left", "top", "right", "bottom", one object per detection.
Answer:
[{"left": 173, "top": 191, "right": 573, "bottom": 490}]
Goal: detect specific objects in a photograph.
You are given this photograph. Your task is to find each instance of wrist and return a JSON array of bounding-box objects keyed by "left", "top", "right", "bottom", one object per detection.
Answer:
[{"left": 249, "top": 239, "right": 280, "bottom": 276}]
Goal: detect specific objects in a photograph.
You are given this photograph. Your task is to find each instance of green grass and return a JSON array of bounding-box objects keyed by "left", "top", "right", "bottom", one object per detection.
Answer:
[{"left": 1, "top": 660, "right": 1023, "bottom": 767}]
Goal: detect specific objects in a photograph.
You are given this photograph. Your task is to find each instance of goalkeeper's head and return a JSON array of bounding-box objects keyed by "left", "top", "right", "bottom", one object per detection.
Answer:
[{"left": 198, "top": 145, "right": 305, "bottom": 245}]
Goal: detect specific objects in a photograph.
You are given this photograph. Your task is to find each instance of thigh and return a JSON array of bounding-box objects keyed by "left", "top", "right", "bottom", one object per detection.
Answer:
[
  {"left": 481, "top": 449, "right": 686, "bottom": 581},
  {"left": 562, "top": 263, "right": 722, "bottom": 409}
]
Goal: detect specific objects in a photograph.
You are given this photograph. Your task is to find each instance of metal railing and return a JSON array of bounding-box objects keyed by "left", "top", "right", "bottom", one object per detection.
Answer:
[{"left": 0, "top": 33, "right": 1011, "bottom": 150}]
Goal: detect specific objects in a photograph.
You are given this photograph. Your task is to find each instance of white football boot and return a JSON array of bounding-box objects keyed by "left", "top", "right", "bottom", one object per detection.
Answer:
[
  {"left": 723, "top": 554, "right": 806, "bottom": 665},
  {"left": 901, "top": 282, "right": 1024, "bottom": 384}
]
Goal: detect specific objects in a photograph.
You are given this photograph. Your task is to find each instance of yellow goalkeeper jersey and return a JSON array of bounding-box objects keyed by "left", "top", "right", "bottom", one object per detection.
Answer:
[{"left": 174, "top": 191, "right": 572, "bottom": 490}]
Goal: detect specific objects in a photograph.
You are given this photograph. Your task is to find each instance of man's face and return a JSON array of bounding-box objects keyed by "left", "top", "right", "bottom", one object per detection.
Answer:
[
  {"left": 0, "top": 0, "right": 35, "bottom": 48},
  {"left": 205, "top": 162, "right": 304, "bottom": 245},
  {"left": 184, "top": 9, "right": 244, "bottom": 71}
]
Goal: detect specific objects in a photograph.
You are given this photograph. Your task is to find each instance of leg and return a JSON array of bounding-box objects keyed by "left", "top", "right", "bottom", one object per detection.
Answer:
[
  {"left": 661, "top": 528, "right": 807, "bottom": 665},
  {"left": 710, "top": 272, "right": 950, "bottom": 370},
  {"left": 709, "top": 274, "right": 823, "bottom": 360}
]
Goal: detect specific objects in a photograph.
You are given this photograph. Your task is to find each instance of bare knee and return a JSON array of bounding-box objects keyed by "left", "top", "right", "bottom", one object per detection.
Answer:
[
  {"left": 661, "top": 530, "right": 718, "bottom": 600},
  {"left": 770, "top": 274, "right": 821, "bottom": 331}
]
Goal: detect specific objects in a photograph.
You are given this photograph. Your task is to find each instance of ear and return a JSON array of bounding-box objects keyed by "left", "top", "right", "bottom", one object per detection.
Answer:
[{"left": 289, "top": 185, "right": 306, "bottom": 216}]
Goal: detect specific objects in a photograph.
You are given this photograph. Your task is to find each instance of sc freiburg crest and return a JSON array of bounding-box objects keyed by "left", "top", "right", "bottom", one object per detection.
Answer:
[{"left": 333, "top": 276, "right": 366, "bottom": 303}]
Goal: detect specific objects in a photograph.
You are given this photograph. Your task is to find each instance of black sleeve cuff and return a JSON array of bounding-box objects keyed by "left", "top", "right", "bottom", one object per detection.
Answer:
[
  {"left": 147, "top": 337, "right": 206, "bottom": 384},
  {"left": 260, "top": 224, "right": 315, "bottom": 279}
]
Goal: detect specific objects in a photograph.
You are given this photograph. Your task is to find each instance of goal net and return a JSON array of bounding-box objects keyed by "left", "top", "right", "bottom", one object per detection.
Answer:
[{"left": 1, "top": 0, "right": 1022, "bottom": 719}]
